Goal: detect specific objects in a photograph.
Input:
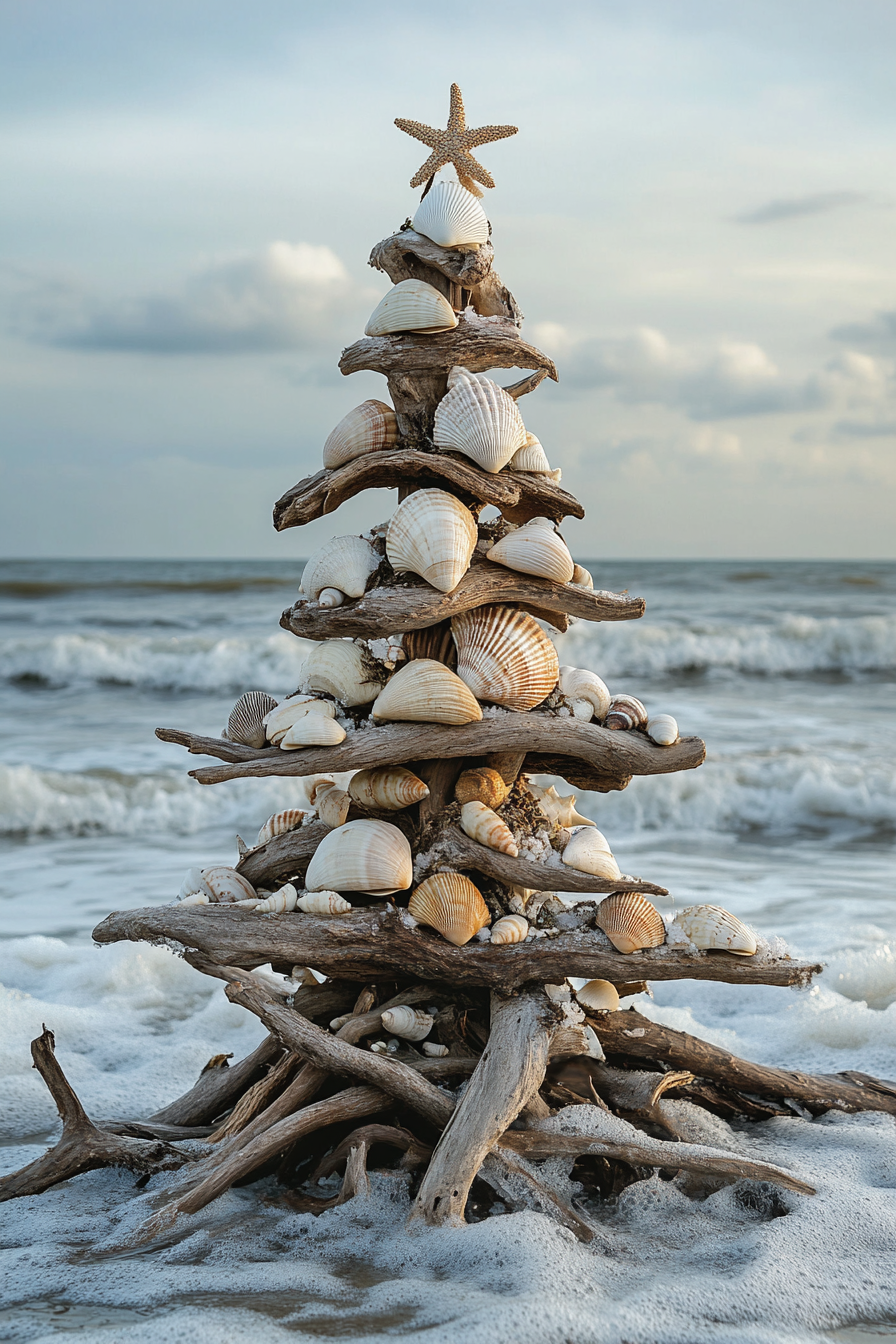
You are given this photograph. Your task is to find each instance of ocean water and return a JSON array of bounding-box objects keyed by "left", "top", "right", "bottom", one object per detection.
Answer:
[{"left": 1, "top": 557, "right": 895, "bottom": 1344}]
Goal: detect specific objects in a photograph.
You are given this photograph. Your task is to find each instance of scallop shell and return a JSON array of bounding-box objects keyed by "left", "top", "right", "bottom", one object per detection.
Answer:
[
  {"left": 490, "top": 915, "right": 529, "bottom": 945},
  {"left": 370, "top": 658, "right": 482, "bottom": 726},
  {"left": 296, "top": 890, "right": 353, "bottom": 915},
  {"left": 364, "top": 279, "right": 458, "bottom": 337},
  {"left": 486, "top": 518, "right": 574, "bottom": 585},
  {"left": 408, "top": 872, "right": 491, "bottom": 947},
  {"left": 561, "top": 827, "right": 621, "bottom": 881},
  {"left": 348, "top": 767, "right": 430, "bottom": 811},
  {"left": 300, "top": 536, "right": 379, "bottom": 603},
  {"left": 300, "top": 640, "right": 387, "bottom": 707},
  {"left": 508, "top": 433, "right": 552, "bottom": 474},
  {"left": 256, "top": 809, "right": 307, "bottom": 847},
  {"left": 605, "top": 694, "right": 648, "bottom": 731},
  {"left": 227, "top": 691, "right": 278, "bottom": 749},
  {"left": 380, "top": 1006, "right": 434, "bottom": 1041},
  {"left": 279, "top": 716, "right": 347, "bottom": 750},
  {"left": 314, "top": 783, "right": 351, "bottom": 828},
  {"left": 454, "top": 767, "right": 509, "bottom": 809},
  {"left": 200, "top": 866, "right": 257, "bottom": 904},
  {"left": 647, "top": 714, "right": 680, "bottom": 747},
  {"left": 559, "top": 666, "right": 611, "bottom": 722},
  {"left": 460, "top": 801, "right": 518, "bottom": 857},
  {"left": 526, "top": 782, "right": 595, "bottom": 829},
  {"left": 422, "top": 1041, "right": 449, "bottom": 1057},
  {"left": 322, "top": 400, "right": 398, "bottom": 470},
  {"left": 571, "top": 564, "right": 594, "bottom": 590},
  {"left": 386, "top": 489, "right": 477, "bottom": 593},
  {"left": 412, "top": 181, "right": 490, "bottom": 248},
  {"left": 452, "top": 606, "right": 559, "bottom": 712},
  {"left": 433, "top": 367, "right": 527, "bottom": 473},
  {"left": 672, "top": 904, "right": 757, "bottom": 956},
  {"left": 595, "top": 893, "right": 666, "bottom": 955},
  {"left": 252, "top": 883, "right": 298, "bottom": 915},
  {"left": 304, "top": 819, "right": 413, "bottom": 895},
  {"left": 179, "top": 891, "right": 210, "bottom": 907},
  {"left": 576, "top": 979, "right": 620, "bottom": 1012},
  {"left": 264, "top": 696, "right": 336, "bottom": 746}
]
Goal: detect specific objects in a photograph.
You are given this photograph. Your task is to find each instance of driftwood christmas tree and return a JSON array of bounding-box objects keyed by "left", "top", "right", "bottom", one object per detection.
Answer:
[{"left": 7, "top": 86, "right": 896, "bottom": 1239}]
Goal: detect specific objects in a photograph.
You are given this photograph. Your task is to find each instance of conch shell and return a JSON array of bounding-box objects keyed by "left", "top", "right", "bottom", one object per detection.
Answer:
[
  {"left": 671, "top": 904, "right": 756, "bottom": 956},
  {"left": 561, "top": 826, "right": 621, "bottom": 881},
  {"left": 558, "top": 666, "right": 611, "bottom": 722},
  {"left": 256, "top": 809, "right": 307, "bottom": 847},
  {"left": 380, "top": 1006, "right": 434, "bottom": 1041},
  {"left": 296, "top": 890, "right": 353, "bottom": 915},
  {"left": 408, "top": 871, "right": 491, "bottom": 947},
  {"left": 227, "top": 691, "right": 277, "bottom": 749},
  {"left": 490, "top": 915, "right": 529, "bottom": 944},
  {"left": 280, "top": 716, "right": 346, "bottom": 750},
  {"left": 460, "top": 801, "right": 518, "bottom": 857},
  {"left": 454, "top": 767, "right": 509, "bottom": 809},
  {"left": 385, "top": 489, "right": 477, "bottom": 593},
  {"left": 300, "top": 535, "right": 379, "bottom": 604},
  {"left": 323, "top": 400, "right": 398, "bottom": 470},
  {"left": 412, "top": 181, "right": 489, "bottom": 248},
  {"left": 348, "top": 767, "right": 430, "bottom": 811},
  {"left": 486, "top": 517, "right": 574, "bottom": 585},
  {"left": 252, "top": 883, "right": 298, "bottom": 915},
  {"left": 314, "top": 783, "right": 351, "bottom": 828},
  {"left": 433, "top": 366, "right": 526, "bottom": 473},
  {"left": 526, "top": 781, "right": 594, "bottom": 829},
  {"left": 647, "top": 714, "right": 680, "bottom": 747},
  {"left": 605, "top": 694, "right": 648, "bottom": 731},
  {"left": 576, "top": 979, "right": 620, "bottom": 1012},
  {"left": 595, "top": 893, "right": 666, "bottom": 955},
  {"left": 370, "top": 658, "right": 482, "bottom": 726},
  {"left": 452, "top": 606, "right": 559, "bottom": 712},
  {"left": 304, "top": 819, "right": 413, "bottom": 895},
  {"left": 200, "top": 866, "right": 257, "bottom": 903},
  {"left": 364, "top": 279, "right": 458, "bottom": 336},
  {"left": 263, "top": 696, "right": 336, "bottom": 746},
  {"left": 300, "top": 640, "right": 387, "bottom": 707}
]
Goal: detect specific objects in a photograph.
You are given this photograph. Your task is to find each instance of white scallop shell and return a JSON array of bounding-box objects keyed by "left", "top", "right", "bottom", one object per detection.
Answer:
[
  {"left": 647, "top": 714, "right": 680, "bottom": 747},
  {"left": 380, "top": 1006, "right": 434, "bottom": 1041},
  {"left": 421, "top": 1041, "right": 449, "bottom": 1057},
  {"left": 386, "top": 489, "right": 477, "bottom": 593},
  {"left": 559, "top": 666, "right": 611, "bottom": 722},
  {"left": 323, "top": 400, "right": 398, "bottom": 470},
  {"left": 200, "top": 866, "right": 257, "bottom": 903},
  {"left": 452, "top": 606, "right": 559, "bottom": 712},
  {"left": 300, "top": 640, "right": 387, "bottom": 707},
  {"left": 371, "top": 658, "right": 482, "bottom": 726},
  {"left": 256, "top": 809, "right": 307, "bottom": 847},
  {"left": 296, "top": 890, "right": 352, "bottom": 914},
  {"left": 304, "top": 818, "right": 413, "bottom": 895},
  {"left": 460, "top": 801, "right": 518, "bottom": 857},
  {"left": 486, "top": 519, "right": 574, "bottom": 585},
  {"left": 571, "top": 564, "right": 594, "bottom": 590},
  {"left": 576, "top": 979, "right": 620, "bottom": 1012},
  {"left": 263, "top": 696, "right": 336, "bottom": 746},
  {"left": 490, "top": 915, "right": 529, "bottom": 944},
  {"left": 252, "top": 883, "right": 298, "bottom": 915},
  {"left": 508, "top": 433, "right": 552, "bottom": 474},
  {"left": 671, "top": 904, "right": 757, "bottom": 956},
  {"left": 433, "top": 367, "right": 527, "bottom": 473},
  {"left": 412, "top": 182, "right": 489, "bottom": 248},
  {"left": 561, "top": 827, "right": 621, "bottom": 881},
  {"left": 300, "top": 536, "right": 379, "bottom": 603},
  {"left": 364, "top": 279, "right": 458, "bottom": 337},
  {"left": 227, "top": 691, "right": 278, "bottom": 749},
  {"left": 348, "top": 767, "right": 430, "bottom": 811},
  {"left": 279, "top": 716, "right": 346, "bottom": 750}
]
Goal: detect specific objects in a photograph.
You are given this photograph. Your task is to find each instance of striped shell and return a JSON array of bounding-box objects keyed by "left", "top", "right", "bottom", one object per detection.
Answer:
[
  {"left": 647, "top": 714, "right": 680, "bottom": 747},
  {"left": 227, "top": 691, "right": 278, "bottom": 749},
  {"left": 348, "top": 767, "right": 430, "bottom": 811},
  {"left": 314, "top": 783, "right": 351, "bottom": 828},
  {"left": 279, "top": 716, "right": 346, "bottom": 751},
  {"left": 452, "top": 606, "right": 559, "bottom": 712},
  {"left": 371, "top": 658, "right": 482, "bottom": 726},
  {"left": 571, "top": 564, "right": 594, "bottom": 590},
  {"left": 595, "top": 893, "right": 666, "bottom": 955},
  {"left": 364, "top": 279, "right": 458, "bottom": 336},
  {"left": 605, "top": 694, "right": 648, "bottom": 731},
  {"left": 559, "top": 666, "right": 611, "bottom": 722},
  {"left": 561, "top": 827, "right": 621, "bottom": 881},
  {"left": 263, "top": 696, "right": 336, "bottom": 746},
  {"left": 433, "top": 367, "right": 527, "bottom": 473},
  {"left": 322, "top": 400, "right": 398, "bottom": 470},
  {"left": 252, "top": 883, "right": 298, "bottom": 915},
  {"left": 304, "top": 818, "right": 413, "bottom": 895},
  {"left": 408, "top": 871, "right": 491, "bottom": 947},
  {"left": 300, "top": 640, "right": 387, "bottom": 707},
  {"left": 486, "top": 518, "right": 574, "bottom": 585},
  {"left": 381, "top": 1006, "right": 434, "bottom": 1041},
  {"left": 412, "top": 181, "right": 489, "bottom": 248},
  {"left": 460, "top": 801, "right": 518, "bottom": 857},
  {"left": 200, "top": 866, "right": 257, "bottom": 904},
  {"left": 256, "top": 809, "right": 307, "bottom": 847},
  {"left": 490, "top": 915, "right": 529, "bottom": 945},
  {"left": 386, "top": 489, "right": 477, "bottom": 593},
  {"left": 300, "top": 535, "right": 379, "bottom": 603},
  {"left": 508, "top": 433, "right": 552, "bottom": 474},
  {"left": 672, "top": 904, "right": 757, "bottom": 956},
  {"left": 576, "top": 979, "right": 620, "bottom": 1012},
  {"left": 296, "top": 890, "right": 353, "bottom": 915},
  {"left": 454, "top": 767, "right": 509, "bottom": 809}
]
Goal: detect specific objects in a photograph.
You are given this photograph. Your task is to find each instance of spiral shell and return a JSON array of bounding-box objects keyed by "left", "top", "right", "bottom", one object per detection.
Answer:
[
  {"left": 486, "top": 518, "right": 574, "bottom": 585},
  {"left": 571, "top": 564, "right": 594, "bottom": 590},
  {"left": 256, "top": 809, "right": 307, "bottom": 847},
  {"left": 300, "top": 640, "right": 387, "bottom": 707},
  {"left": 452, "top": 606, "right": 559, "bottom": 712},
  {"left": 348, "top": 767, "right": 430, "bottom": 811},
  {"left": 412, "top": 181, "right": 490, "bottom": 248},
  {"left": 280, "top": 715, "right": 347, "bottom": 750},
  {"left": 408, "top": 871, "right": 491, "bottom": 947},
  {"left": 454, "top": 767, "right": 509, "bottom": 809},
  {"left": 559, "top": 666, "right": 611, "bottom": 722},
  {"left": 605, "top": 694, "right": 648, "bottom": 731},
  {"left": 386, "top": 489, "right": 478, "bottom": 593},
  {"left": 460, "top": 801, "right": 518, "bottom": 857},
  {"left": 647, "top": 714, "right": 680, "bottom": 747},
  {"left": 671, "top": 904, "right": 757, "bottom": 956},
  {"left": 433, "top": 367, "right": 527, "bottom": 473},
  {"left": 526, "top": 782, "right": 594, "bottom": 830},
  {"left": 296, "top": 890, "right": 353, "bottom": 915},
  {"left": 371, "top": 658, "right": 482, "bottom": 726},
  {"left": 364, "top": 279, "right": 458, "bottom": 336},
  {"left": 227, "top": 691, "right": 278, "bottom": 749},
  {"left": 252, "top": 883, "right": 298, "bottom": 915},
  {"left": 561, "top": 827, "right": 621, "bottom": 881},
  {"left": 323, "top": 400, "right": 398, "bottom": 470},
  {"left": 304, "top": 819, "right": 413, "bottom": 895},
  {"left": 380, "top": 1006, "right": 434, "bottom": 1041},
  {"left": 314, "top": 783, "right": 351, "bottom": 828},
  {"left": 422, "top": 1041, "right": 449, "bottom": 1057},
  {"left": 318, "top": 588, "right": 345, "bottom": 608},
  {"left": 490, "top": 915, "right": 529, "bottom": 945},
  {"left": 508, "top": 432, "right": 553, "bottom": 475},
  {"left": 200, "top": 866, "right": 257, "bottom": 904},
  {"left": 576, "top": 979, "right": 620, "bottom": 1012},
  {"left": 300, "top": 535, "right": 379, "bottom": 603},
  {"left": 595, "top": 893, "right": 666, "bottom": 955}
]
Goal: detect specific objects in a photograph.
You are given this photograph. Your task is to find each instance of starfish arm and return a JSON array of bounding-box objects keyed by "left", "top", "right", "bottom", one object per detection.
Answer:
[
  {"left": 409, "top": 149, "right": 449, "bottom": 189},
  {"left": 466, "top": 124, "right": 519, "bottom": 147},
  {"left": 454, "top": 150, "right": 496, "bottom": 190},
  {"left": 447, "top": 83, "right": 466, "bottom": 134},
  {"left": 394, "top": 117, "right": 440, "bottom": 149},
  {"left": 456, "top": 173, "right": 484, "bottom": 199}
]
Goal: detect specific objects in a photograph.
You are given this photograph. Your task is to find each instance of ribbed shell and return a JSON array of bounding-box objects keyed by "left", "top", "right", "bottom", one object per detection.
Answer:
[
  {"left": 364, "top": 279, "right": 458, "bottom": 337},
  {"left": 558, "top": 666, "right": 611, "bottom": 722},
  {"left": 595, "top": 893, "right": 666, "bottom": 955},
  {"left": 252, "top": 884, "right": 298, "bottom": 915},
  {"left": 490, "top": 915, "right": 529, "bottom": 945},
  {"left": 348, "top": 767, "right": 430, "bottom": 811},
  {"left": 605, "top": 694, "right": 648, "bottom": 731},
  {"left": 227, "top": 691, "right": 278, "bottom": 749},
  {"left": 561, "top": 827, "right": 621, "bottom": 880},
  {"left": 412, "top": 182, "right": 490, "bottom": 248},
  {"left": 300, "top": 640, "right": 387, "bottom": 707},
  {"left": 256, "top": 809, "right": 307, "bottom": 847},
  {"left": 200, "top": 866, "right": 256, "bottom": 904},
  {"left": 322, "top": 400, "right": 398, "bottom": 470},
  {"left": 381, "top": 1006, "right": 434, "bottom": 1041},
  {"left": 263, "top": 696, "right": 335, "bottom": 746},
  {"left": 296, "top": 890, "right": 353, "bottom": 914},
  {"left": 386, "top": 489, "right": 477, "bottom": 593},
  {"left": 672, "top": 904, "right": 757, "bottom": 956},
  {"left": 571, "top": 564, "right": 594, "bottom": 590},
  {"left": 486, "top": 519, "right": 574, "bottom": 585},
  {"left": 279, "top": 716, "right": 346, "bottom": 750},
  {"left": 304, "top": 818, "right": 413, "bottom": 895},
  {"left": 454, "top": 767, "right": 509, "bottom": 809},
  {"left": 314, "top": 783, "right": 351, "bottom": 828},
  {"left": 433, "top": 367, "right": 527, "bottom": 473},
  {"left": 301, "top": 535, "right": 379, "bottom": 603},
  {"left": 371, "top": 658, "right": 482, "bottom": 726},
  {"left": 452, "top": 606, "right": 559, "bottom": 712},
  {"left": 408, "top": 872, "right": 491, "bottom": 947},
  {"left": 508, "top": 433, "right": 552, "bottom": 474},
  {"left": 647, "top": 713, "right": 680, "bottom": 747},
  {"left": 460, "top": 801, "right": 518, "bottom": 857},
  {"left": 576, "top": 979, "right": 620, "bottom": 1012}
]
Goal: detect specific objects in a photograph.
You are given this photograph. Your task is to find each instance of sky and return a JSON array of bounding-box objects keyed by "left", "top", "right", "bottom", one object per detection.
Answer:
[{"left": 1, "top": 0, "right": 894, "bottom": 559}]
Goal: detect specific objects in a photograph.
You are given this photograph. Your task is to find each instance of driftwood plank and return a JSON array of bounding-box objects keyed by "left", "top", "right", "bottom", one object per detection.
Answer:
[{"left": 339, "top": 310, "right": 558, "bottom": 384}]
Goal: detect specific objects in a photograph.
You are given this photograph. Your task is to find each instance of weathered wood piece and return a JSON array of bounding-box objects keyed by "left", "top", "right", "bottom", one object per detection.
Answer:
[
  {"left": 207, "top": 1050, "right": 298, "bottom": 1142},
  {"left": 311, "top": 1124, "right": 432, "bottom": 1180},
  {"left": 340, "top": 310, "right": 557, "bottom": 383},
  {"left": 370, "top": 230, "right": 496, "bottom": 293},
  {"left": 144, "top": 1034, "right": 282, "bottom": 1128}
]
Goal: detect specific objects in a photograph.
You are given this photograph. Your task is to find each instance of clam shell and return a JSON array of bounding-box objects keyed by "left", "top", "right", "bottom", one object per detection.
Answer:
[
  {"left": 279, "top": 716, "right": 346, "bottom": 750},
  {"left": 304, "top": 818, "right": 413, "bottom": 895},
  {"left": 454, "top": 767, "right": 509, "bottom": 809},
  {"left": 561, "top": 827, "right": 621, "bottom": 881},
  {"left": 371, "top": 658, "right": 482, "bottom": 725},
  {"left": 672, "top": 904, "right": 757, "bottom": 956},
  {"left": 386, "top": 489, "right": 477, "bottom": 593},
  {"left": 200, "top": 866, "right": 257, "bottom": 904},
  {"left": 605, "top": 694, "right": 648, "bottom": 731},
  {"left": 323, "top": 400, "right": 398, "bottom": 470},
  {"left": 647, "top": 713, "right": 680, "bottom": 747},
  {"left": 348, "top": 767, "right": 430, "bottom": 811},
  {"left": 412, "top": 181, "right": 489, "bottom": 248},
  {"left": 508, "top": 433, "right": 552, "bottom": 474},
  {"left": 460, "top": 801, "right": 518, "bottom": 857},
  {"left": 380, "top": 1006, "right": 434, "bottom": 1041},
  {"left": 256, "top": 809, "right": 307, "bottom": 847},
  {"left": 559, "top": 666, "right": 611, "bottom": 722},
  {"left": 364, "top": 279, "right": 458, "bottom": 337},
  {"left": 296, "top": 890, "right": 353, "bottom": 914},
  {"left": 301, "top": 535, "right": 379, "bottom": 603},
  {"left": 252, "top": 883, "right": 298, "bottom": 915},
  {"left": 490, "top": 914, "right": 529, "bottom": 945},
  {"left": 452, "top": 606, "right": 559, "bottom": 712},
  {"left": 571, "top": 564, "right": 594, "bottom": 590},
  {"left": 300, "top": 640, "right": 387, "bottom": 707},
  {"left": 527, "top": 782, "right": 595, "bottom": 829},
  {"left": 486, "top": 519, "right": 574, "bottom": 585},
  {"left": 433, "top": 367, "right": 527, "bottom": 473},
  {"left": 408, "top": 871, "right": 491, "bottom": 947},
  {"left": 227, "top": 691, "right": 278, "bottom": 749},
  {"left": 576, "top": 979, "right": 620, "bottom": 1012},
  {"left": 595, "top": 893, "right": 666, "bottom": 955},
  {"left": 264, "top": 696, "right": 336, "bottom": 746},
  {"left": 315, "top": 783, "right": 351, "bottom": 828},
  {"left": 422, "top": 1041, "right": 449, "bottom": 1057}
]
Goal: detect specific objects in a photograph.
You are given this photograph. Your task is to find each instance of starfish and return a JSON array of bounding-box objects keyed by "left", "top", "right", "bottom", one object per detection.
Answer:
[{"left": 395, "top": 83, "right": 518, "bottom": 198}]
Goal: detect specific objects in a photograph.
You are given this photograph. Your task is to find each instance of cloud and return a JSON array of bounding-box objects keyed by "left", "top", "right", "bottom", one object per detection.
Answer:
[
  {"left": 830, "top": 309, "right": 896, "bottom": 352},
  {"left": 733, "top": 191, "right": 868, "bottom": 225}
]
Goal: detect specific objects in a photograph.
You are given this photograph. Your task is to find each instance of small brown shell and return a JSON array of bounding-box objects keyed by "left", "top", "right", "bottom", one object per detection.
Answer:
[
  {"left": 605, "top": 694, "right": 648, "bottom": 731},
  {"left": 595, "top": 893, "right": 666, "bottom": 955},
  {"left": 228, "top": 691, "right": 278, "bottom": 749},
  {"left": 490, "top": 915, "right": 529, "bottom": 944},
  {"left": 454, "top": 767, "right": 509, "bottom": 809},
  {"left": 408, "top": 872, "right": 491, "bottom": 947},
  {"left": 460, "top": 801, "right": 518, "bottom": 857},
  {"left": 348, "top": 767, "right": 430, "bottom": 811}
]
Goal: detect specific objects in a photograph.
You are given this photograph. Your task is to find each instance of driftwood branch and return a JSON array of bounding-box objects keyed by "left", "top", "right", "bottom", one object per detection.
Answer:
[
  {"left": 339, "top": 310, "right": 557, "bottom": 384},
  {"left": 370, "top": 230, "right": 496, "bottom": 292},
  {"left": 311, "top": 1124, "right": 432, "bottom": 1181},
  {"left": 143, "top": 1035, "right": 281, "bottom": 1128}
]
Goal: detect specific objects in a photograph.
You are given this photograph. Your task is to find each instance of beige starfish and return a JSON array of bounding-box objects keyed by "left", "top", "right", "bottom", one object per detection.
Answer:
[{"left": 395, "top": 83, "right": 518, "bottom": 198}]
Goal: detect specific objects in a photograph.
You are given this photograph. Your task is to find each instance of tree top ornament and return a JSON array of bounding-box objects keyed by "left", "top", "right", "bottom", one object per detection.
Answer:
[{"left": 395, "top": 83, "right": 518, "bottom": 198}]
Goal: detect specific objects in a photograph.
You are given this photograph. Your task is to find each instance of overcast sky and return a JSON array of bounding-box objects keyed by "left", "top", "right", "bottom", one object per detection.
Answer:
[{"left": 2, "top": 0, "right": 894, "bottom": 559}]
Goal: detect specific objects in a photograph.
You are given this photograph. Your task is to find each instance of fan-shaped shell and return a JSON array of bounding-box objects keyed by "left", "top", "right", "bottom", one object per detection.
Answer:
[
  {"left": 460, "top": 801, "right": 518, "bottom": 857},
  {"left": 301, "top": 536, "right": 379, "bottom": 603},
  {"left": 672, "top": 904, "right": 757, "bottom": 956},
  {"left": 381, "top": 1006, "right": 434, "bottom": 1041},
  {"left": 647, "top": 713, "right": 680, "bottom": 747},
  {"left": 314, "top": 783, "right": 351, "bottom": 828},
  {"left": 300, "top": 640, "right": 387, "bottom": 707},
  {"left": 486, "top": 519, "right": 574, "bottom": 585},
  {"left": 323, "top": 400, "right": 398, "bottom": 470},
  {"left": 595, "top": 893, "right": 666, "bottom": 955},
  {"left": 527, "top": 782, "right": 595, "bottom": 829},
  {"left": 408, "top": 872, "right": 491, "bottom": 947},
  {"left": 452, "top": 606, "right": 559, "bottom": 712},
  {"left": 296, "top": 890, "right": 352, "bottom": 914},
  {"left": 304, "top": 819, "right": 413, "bottom": 895},
  {"left": 386, "top": 489, "right": 477, "bottom": 593},
  {"left": 263, "top": 696, "right": 335, "bottom": 746},
  {"left": 576, "top": 979, "right": 620, "bottom": 1012},
  {"left": 422, "top": 1041, "right": 449, "bottom": 1057},
  {"left": 256, "top": 809, "right": 307, "bottom": 847},
  {"left": 253, "top": 883, "right": 298, "bottom": 915},
  {"left": 227, "top": 691, "right": 278, "bottom": 749},
  {"left": 364, "top": 279, "right": 458, "bottom": 337},
  {"left": 605, "top": 694, "right": 648, "bottom": 731},
  {"left": 370, "top": 659, "right": 482, "bottom": 726},
  {"left": 433, "top": 367, "right": 527, "bottom": 473},
  {"left": 508, "top": 433, "right": 552, "bottom": 474},
  {"left": 454, "top": 767, "right": 509, "bottom": 809},
  {"left": 559, "top": 666, "right": 611, "bottom": 722},
  {"left": 280, "top": 716, "right": 346, "bottom": 750},
  {"left": 412, "top": 181, "right": 490, "bottom": 248},
  {"left": 490, "top": 915, "right": 529, "bottom": 945},
  {"left": 200, "top": 866, "right": 257, "bottom": 904},
  {"left": 561, "top": 827, "right": 621, "bottom": 881},
  {"left": 571, "top": 564, "right": 594, "bottom": 590},
  {"left": 348, "top": 767, "right": 430, "bottom": 811}
]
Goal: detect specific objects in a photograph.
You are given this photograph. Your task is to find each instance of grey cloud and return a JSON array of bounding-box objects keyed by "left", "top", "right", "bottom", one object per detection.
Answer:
[
  {"left": 830, "top": 310, "right": 896, "bottom": 352},
  {"left": 832, "top": 419, "right": 896, "bottom": 439},
  {"left": 733, "top": 191, "right": 867, "bottom": 225}
]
